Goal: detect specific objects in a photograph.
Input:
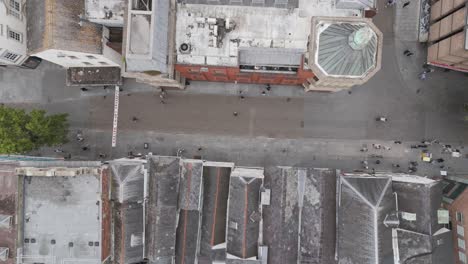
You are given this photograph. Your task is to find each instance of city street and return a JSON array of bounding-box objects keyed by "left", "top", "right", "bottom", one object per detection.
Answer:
[{"left": 0, "top": 1, "right": 467, "bottom": 177}]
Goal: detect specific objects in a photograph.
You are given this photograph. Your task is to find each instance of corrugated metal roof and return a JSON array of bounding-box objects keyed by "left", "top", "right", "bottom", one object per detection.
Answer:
[{"left": 239, "top": 48, "right": 304, "bottom": 66}]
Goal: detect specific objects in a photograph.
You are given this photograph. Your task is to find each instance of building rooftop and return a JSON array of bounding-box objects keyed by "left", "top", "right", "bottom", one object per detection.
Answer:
[
  {"left": 125, "top": 0, "right": 170, "bottom": 73},
  {"left": 109, "top": 159, "right": 146, "bottom": 264},
  {"left": 110, "top": 159, "right": 146, "bottom": 203},
  {"left": 20, "top": 172, "right": 102, "bottom": 263},
  {"left": 146, "top": 156, "right": 181, "bottom": 263},
  {"left": 199, "top": 163, "right": 233, "bottom": 262},
  {"left": 262, "top": 167, "right": 337, "bottom": 264},
  {"left": 27, "top": 0, "right": 103, "bottom": 54},
  {"left": 181, "top": 0, "right": 299, "bottom": 8},
  {"left": 391, "top": 176, "right": 441, "bottom": 236},
  {"left": 337, "top": 174, "right": 395, "bottom": 264},
  {"left": 0, "top": 162, "right": 18, "bottom": 264},
  {"left": 338, "top": 173, "right": 454, "bottom": 264},
  {"left": 308, "top": 16, "right": 383, "bottom": 81},
  {"left": 316, "top": 22, "right": 378, "bottom": 77},
  {"left": 226, "top": 167, "right": 264, "bottom": 259},
  {"left": 178, "top": 159, "right": 204, "bottom": 210},
  {"left": 175, "top": 1, "right": 360, "bottom": 67},
  {"left": 175, "top": 159, "right": 204, "bottom": 264}
]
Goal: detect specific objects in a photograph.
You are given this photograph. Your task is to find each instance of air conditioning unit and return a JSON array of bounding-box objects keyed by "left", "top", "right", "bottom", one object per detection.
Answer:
[
  {"left": 0, "top": 215, "right": 12, "bottom": 229},
  {"left": 0, "top": 247, "right": 9, "bottom": 261}
]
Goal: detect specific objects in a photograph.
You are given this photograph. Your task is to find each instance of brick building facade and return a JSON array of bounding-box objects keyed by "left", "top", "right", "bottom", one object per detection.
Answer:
[
  {"left": 175, "top": 58, "right": 315, "bottom": 85},
  {"left": 443, "top": 176, "right": 468, "bottom": 264}
]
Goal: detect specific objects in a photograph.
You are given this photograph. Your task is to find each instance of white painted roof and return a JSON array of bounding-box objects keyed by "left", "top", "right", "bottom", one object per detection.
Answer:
[{"left": 175, "top": 1, "right": 361, "bottom": 66}]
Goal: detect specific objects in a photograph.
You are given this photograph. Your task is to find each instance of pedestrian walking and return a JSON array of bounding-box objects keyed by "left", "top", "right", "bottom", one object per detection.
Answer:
[
  {"left": 385, "top": 0, "right": 395, "bottom": 7},
  {"left": 402, "top": 1, "right": 410, "bottom": 7},
  {"left": 266, "top": 84, "right": 271, "bottom": 91},
  {"left": 160, "top": 89, "right": 167, "bottom": 99},
  {"left": 419, "top": 72, "right": 427, "bottom": 80},
  {"left": 233, "top": 111, "right": 238, "bottom": 117},
  {"left": 81, "top": 87, "right": 88, "bottom": 92},
  {"left": 403, "top": 50, "right": 414, "bottom": 57},
  {"left": 132, "top": 116, "right": 139, "bottom": 122},
  {"left": 76, "top": 132, "right": 84, "bottom": 142},
  {"left": 261, "top": 90, "right": 266, "bottom": 96}
]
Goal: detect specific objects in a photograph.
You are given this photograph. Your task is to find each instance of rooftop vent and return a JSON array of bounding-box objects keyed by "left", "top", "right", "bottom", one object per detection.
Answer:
[
  {"left": 179, "top": 43, "right": 191, "bottom": 54},
  {"left": 383, "top": 212, "right": 400, "bottom": 228}
]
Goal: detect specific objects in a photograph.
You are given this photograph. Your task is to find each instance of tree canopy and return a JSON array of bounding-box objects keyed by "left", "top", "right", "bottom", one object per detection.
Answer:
[{"left": 0, "top": 105, "right": 69, "bottom": 154}]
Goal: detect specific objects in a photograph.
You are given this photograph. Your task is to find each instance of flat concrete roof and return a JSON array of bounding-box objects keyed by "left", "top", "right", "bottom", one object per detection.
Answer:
[
  {"left": 175, "top": 1, "right": 360, "bottom": 66},
  {"left": 21, "top": 175, "right": 101, "bottom": 263}
]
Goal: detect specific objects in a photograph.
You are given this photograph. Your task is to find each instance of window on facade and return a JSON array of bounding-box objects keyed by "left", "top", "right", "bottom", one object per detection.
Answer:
[
  {"left": 0, "top": 24, "right": 3, "bottom": 36},
  {"left": 83, "top": 62, "right": 93, "bottom": 65},
  {"left": 460, "top": 252, "right": 467, "bottom": 263},
  {"left": 86, "top": 55, "right": 97, "bottom": 59},
  {"left": 7, "top": 29, "right": 22, "bottom": 42},
  {"left": 459, "top": 238, "right": 466, "bottom": 249},
  {"left": 132, "top": 0, "right": 152, "bottom": 11},
  {"left": 2, "top": 51, "right": 20, "bottom": 62},
  {"left": 458, "top": 212, "right": 464, "bottom": 223},
  {"left": 8, "top": 0, "right": 21, "bottom": 19},
  {"left": 98, "top": 61, "right": 108, "bottom": 65},
  {"left": 458, "top": 225, "right": 465, "bottom": 237},
  {"left": 69, "top": 56, "right": 78, "bottom": 59}
]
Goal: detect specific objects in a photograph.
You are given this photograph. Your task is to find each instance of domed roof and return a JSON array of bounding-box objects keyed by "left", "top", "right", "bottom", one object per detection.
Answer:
[{"left": 316, "top": 22, "right": 378, "bottom": 77}]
